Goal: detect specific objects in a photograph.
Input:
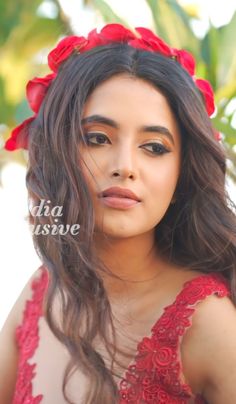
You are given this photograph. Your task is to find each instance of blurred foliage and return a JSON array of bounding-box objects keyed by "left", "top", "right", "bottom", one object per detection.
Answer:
[
  {"left": 0, "top": 0, "right": 235, "bottom": 183},
  {"left": 0, "top": 0, "right": 71, "bottom": 166}
]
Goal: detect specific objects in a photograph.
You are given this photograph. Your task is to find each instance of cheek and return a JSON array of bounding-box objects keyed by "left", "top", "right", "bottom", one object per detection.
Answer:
[
  {"left": 80, "top": 150, "right": 97, "bottom": 177},
  {"left": 79, "top": 157, "right": 95, "bottom": 197},
  {"left": 80, "top": 150, "right": 104, "bottom": 178},
  {"left": 147, "top": 160, "right": 180, "bottom": 200},
  {"left": 79, "top": 151, "right": 106, "bottom": 198}
]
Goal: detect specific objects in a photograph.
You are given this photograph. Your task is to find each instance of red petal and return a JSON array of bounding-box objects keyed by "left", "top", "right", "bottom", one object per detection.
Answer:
[
  {"left": 127, "top": 38, "right": 154, "bottom": 52},
  {"left": 26, "top": 73, "right": 56, "bottom": 113},
  {"left": 48, "top": 36, "right": 88, "bottom": 72},
  {"left": 100, "top": 23, "right": 135, "bottom": 41},
  {"left": 173, "top": 49, "right": 195, "bottom": 76},
  {"left": 147, "top": 38, "right": 172, "bottom": 56},
  {"left": 4, "top": 116, "right": 35, "bottom": 151},
  {"left": 84, "top": 28, "right": 108, "bottom": 50},
  {"left": 214, "top": 131, "right": 222, "bottom": 141},
  {"left": 195, "top": 78, "right": 215, "bottom": 116},
  {"left": 135, "top": 27, "right": 161, "bottom": 42},
  {"left": 135, "top": 27, "right": 172, "bottom": 56}
]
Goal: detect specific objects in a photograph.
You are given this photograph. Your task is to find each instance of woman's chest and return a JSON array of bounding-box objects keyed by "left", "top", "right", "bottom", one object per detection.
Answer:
[
  {"left": 20, "top": 268, "right": 204, "bottom": 403},
  {"left": 27, "top": 301, "right": 165, "bottom": 403}
]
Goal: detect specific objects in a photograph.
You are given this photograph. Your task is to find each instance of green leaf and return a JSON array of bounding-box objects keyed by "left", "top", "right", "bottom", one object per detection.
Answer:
[
  {"left": 215, "top": 81, "right": 236, "bottom": 101},
  {"left": 0, "top": 76, "right": 14, "bottom": 122},
  {"left": 146, "top": 0, "right": 198, "bottom": 52},
  {"left": 92, "top": 0, "right": 130, "bottom": 26},
  {"left": 201, "top": 24, "right": 218, "bottom": 88},
  {"left": 3, "top": 17, "right": 65, "bottom": 60},
  {"left": 0, "top": 0, "right": 42, "bottom": 45},
  {"left": 212, "top": 118, "right": 236, "bottom": 146},
  {"left": 218, "top": 11, "right": 236, "bottom": 85},
  {"left": 145, "top": 0, "right": 159, "bottom": 32}
]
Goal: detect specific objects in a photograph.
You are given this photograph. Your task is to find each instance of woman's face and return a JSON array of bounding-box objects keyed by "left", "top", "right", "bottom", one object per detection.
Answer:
[{"left": 80, "top": 74, "right": 181, "bottom": 239}]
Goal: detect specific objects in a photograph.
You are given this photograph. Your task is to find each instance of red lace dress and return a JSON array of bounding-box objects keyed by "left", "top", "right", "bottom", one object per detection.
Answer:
[{"left": 12, "top": 266, "right": 230, "bottom": 404}]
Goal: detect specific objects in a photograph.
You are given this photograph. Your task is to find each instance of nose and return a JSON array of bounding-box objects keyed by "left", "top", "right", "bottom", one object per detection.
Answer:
[{"left": 110, "top": 143, "right": 137, "bottom": 180}]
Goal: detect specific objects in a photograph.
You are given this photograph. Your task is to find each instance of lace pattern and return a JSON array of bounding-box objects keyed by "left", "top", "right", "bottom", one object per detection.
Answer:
[
  {"left": 12, "top": 268, "right": 230, "bottom": 403},
  {"left": 118, "top": 273, "right": 230, "bottom": 403},
  {"left": 12, "top": 267, "right": 49, "bottom": 404}
]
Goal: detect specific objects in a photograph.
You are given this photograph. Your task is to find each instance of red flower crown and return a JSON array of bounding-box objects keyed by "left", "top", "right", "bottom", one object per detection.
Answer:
[{"left": 4, "top": 23, "right": 221, "bottom": 151}]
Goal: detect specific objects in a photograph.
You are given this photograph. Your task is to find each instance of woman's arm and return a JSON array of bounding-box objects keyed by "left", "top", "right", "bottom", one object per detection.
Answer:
[
  {"left": 0, "top": 268, "right": 42, "bottom": 404},
  {"left": 0, "top": 306, "right": 19, "bottom": 404},
  {"left": 181, "top": 294, "right": 236, "bottom": 403}
]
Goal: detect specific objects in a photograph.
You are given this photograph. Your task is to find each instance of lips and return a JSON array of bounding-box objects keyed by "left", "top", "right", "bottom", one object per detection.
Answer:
[{"left": 98, "top": 186, "right": 141, "bottom": 202}]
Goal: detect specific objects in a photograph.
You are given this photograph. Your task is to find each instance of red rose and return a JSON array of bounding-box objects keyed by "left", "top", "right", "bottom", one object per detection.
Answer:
[
  {"left": 100, "top": 23, "right": 136, "bottom": 42},
  {"left": 195, "top": 78, "right": 215, "bottom": 116},
  {"left": 48, "top": 35, "right": 88, "bottom": 72},
  {"left": 83, "top": 28, "right": 110, "bottom": 51},
  {"left": 135, "top": 27, "right": 172, "bottom": 56},
  {"left": 148, "top": 38, "right": 172, "bottom": 56},
  {"left": 85, "top": 25, "right": 136, "bottom": 52},
  {"left": 173, "top": 48, "right": 196, "bottom": 76},
  {"left": 26, "top": 73, "right": 56, "bottom": 113},
  {"left": 4, "top": 116, "right": 35, "bottom": 151},
  {"left": 153, "top": 346, "right": 174, "bottom": 367},
  {"left": 127, "top": 38, "right": 154, "bottom": 52}
]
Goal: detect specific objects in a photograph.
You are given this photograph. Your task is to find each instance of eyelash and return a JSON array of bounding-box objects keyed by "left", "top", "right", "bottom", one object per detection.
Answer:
[{"left": 83, "top": 133, "right": 171, "bottom": 156}]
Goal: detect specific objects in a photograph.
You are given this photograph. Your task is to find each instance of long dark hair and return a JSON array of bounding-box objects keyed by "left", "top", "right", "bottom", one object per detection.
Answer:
[{"left": 25, "top": 42, "right": 236, "bottom": 403}]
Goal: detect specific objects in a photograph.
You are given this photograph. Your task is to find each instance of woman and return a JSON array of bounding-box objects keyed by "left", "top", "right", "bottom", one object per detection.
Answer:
[{"left": 1, "top": 23, "right": 236, "bottom": 404}]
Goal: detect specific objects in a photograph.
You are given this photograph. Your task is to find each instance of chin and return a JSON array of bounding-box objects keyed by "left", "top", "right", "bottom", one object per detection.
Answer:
[{"left": 95, "top": 224, "right": 143, "bottom": 239}]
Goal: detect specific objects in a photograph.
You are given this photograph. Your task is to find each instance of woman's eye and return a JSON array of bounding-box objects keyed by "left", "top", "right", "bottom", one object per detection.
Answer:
[
  {"left": 83, "top": 135, "right": 170, "bottom": 155},
  {"left": 142, "top": 143, "right": 170, "bottom": 155},
  {"left": 84, "top": 133, "right": 110, "bottom": 146}
]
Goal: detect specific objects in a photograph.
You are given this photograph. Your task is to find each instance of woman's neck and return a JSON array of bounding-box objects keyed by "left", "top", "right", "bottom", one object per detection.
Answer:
[{"left": 92, "top": 230, "right": 172, "bottom": 298}]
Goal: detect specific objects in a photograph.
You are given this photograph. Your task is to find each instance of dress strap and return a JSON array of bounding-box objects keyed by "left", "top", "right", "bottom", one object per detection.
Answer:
[
  {"left": 150, "top": 272, "right": 230, "bottom": 399},
  {"left": 152, "top": 272, "right": 230, "bottom": 337},
  {"left": 13, "top": 266, "right": 49, "bottom": 404},
  {"left": 119, "top": 272, "right": 230, "bottom": 403}
]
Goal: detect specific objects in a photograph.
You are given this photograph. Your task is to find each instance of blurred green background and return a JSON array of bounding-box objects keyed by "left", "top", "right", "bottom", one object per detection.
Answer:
[{"left": 0, "top": 0, "right": 235, "bottom": 182}]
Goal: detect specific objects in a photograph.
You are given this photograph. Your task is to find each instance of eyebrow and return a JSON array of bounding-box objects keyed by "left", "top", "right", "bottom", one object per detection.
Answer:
[{"left": 81, "top": 114, "right": 175, "bottom": 145}]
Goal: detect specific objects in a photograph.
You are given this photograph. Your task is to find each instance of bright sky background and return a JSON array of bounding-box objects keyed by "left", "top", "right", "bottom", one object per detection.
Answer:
[{"left": 0, "top": 0, "right": 236, "bottom": 330}]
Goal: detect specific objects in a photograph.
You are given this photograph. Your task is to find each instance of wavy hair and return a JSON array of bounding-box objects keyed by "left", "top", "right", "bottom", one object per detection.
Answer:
[{"left": 25, "top": 43, "right": 236, "bottom": 403}]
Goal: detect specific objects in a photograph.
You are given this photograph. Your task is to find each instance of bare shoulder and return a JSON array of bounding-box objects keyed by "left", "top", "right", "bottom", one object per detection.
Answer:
[
  {"left": 14, "top": 266, "right": 46, "bottom": 327},
  {"left": 0, "top": 266, "right": 44, "bottom": 404},
  {"left": 181, "top": 292, "right": 236, "bottom": 404}
]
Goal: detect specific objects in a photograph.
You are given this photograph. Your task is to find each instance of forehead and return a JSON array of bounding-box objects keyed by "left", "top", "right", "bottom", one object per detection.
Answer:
[
  {"left": 82, "top": 74, "right": 181, "bottom": 143},
  {"left": 84, "top": 74, "right": 171, "bottom": 113}
]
